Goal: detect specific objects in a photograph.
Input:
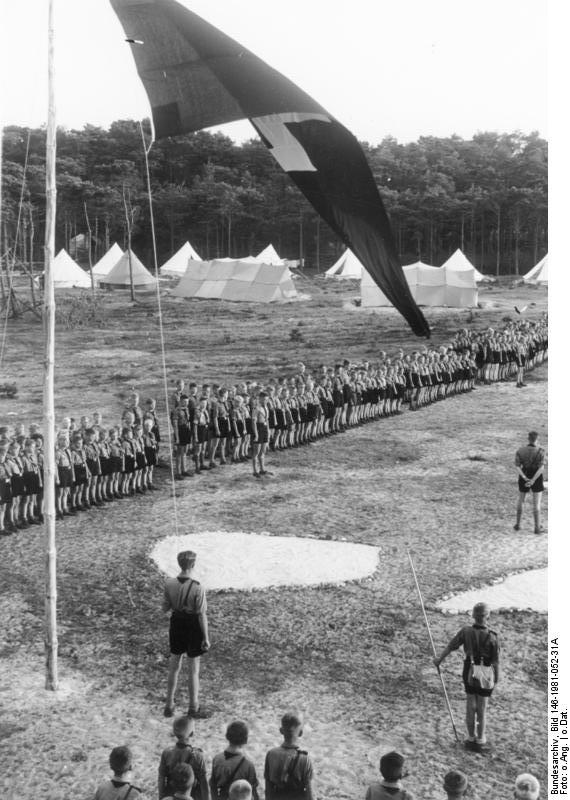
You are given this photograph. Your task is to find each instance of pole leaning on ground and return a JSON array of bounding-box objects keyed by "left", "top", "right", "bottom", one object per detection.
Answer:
[{"left": 406, "top": 547, "right": 460, "bottom": 743}]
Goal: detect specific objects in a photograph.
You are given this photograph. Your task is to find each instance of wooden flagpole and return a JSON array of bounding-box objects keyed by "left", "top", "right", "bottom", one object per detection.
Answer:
[{"left": 44, "top": 0, "right": 58, "bottom": 691}]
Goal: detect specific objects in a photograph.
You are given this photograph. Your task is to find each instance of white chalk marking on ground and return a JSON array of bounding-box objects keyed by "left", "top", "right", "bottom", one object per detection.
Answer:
[
  {"left": 150, "top": 531, "right": 380, "bottom": 591},
  {"left": 436, "top": 567, "right": 547, "bottom": 614}
]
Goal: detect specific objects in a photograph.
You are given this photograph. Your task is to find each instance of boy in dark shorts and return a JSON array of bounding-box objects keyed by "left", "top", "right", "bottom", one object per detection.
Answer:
[
  {"left": 251, "top": 392, "right": 271, "bottom": 478},
  {"left": 264, "top": 713, "right": 313, "bottom": 800},
  {"left": 433, "top": 602, "right": 500, "bottom": 753},
  {"left": 94, "top": 745, "right": 142, "bottom": 800},
  {"left": 158, "top": 716, "right": 208, "bottom": 800},
  {"left": 365, "top": 751, "right": 415, "bottom": 800},
  {"left": 210, "top": 721, "right": 259, "bottom": 800},
  {"left": 514, "top": 431, "right": 546, "bottom": 534},
  {"left": 163, "top": 551, "right": 210, "bottom": 718}
]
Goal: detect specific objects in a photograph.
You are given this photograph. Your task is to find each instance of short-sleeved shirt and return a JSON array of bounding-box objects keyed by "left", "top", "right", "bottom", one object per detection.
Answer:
[
  {"left": 163, "top": 576, "right": 207, "bottom": 616},
  {"left": 447, "top": 624, "right": 500, "bottom": 670},
  {"left": 515, "top": 444, "right": 545, "bottom": 478},
  {"left": 94, "top": 779, "right": 142, "bottom": 800},
  {"left": 365, "top": 781, "right": 415, "bottom": 800},
  {"left": 264, "top": 745, "right": 313, "bottom": 800},
  {"left": 210, "top": 751, "right": 259, "bottom": 800},
  {"left": 158, "top": 742, "right": 207, "bottom": 800}
]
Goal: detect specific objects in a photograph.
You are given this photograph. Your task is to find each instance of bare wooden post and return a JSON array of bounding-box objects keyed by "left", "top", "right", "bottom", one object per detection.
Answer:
[
  {"left": 83, "top": 201, "right": 95, "bottom": 297},
  {"left": 44, "top": 0, "right": 59, "bottom": 691},
  {"left": 122, "top": 184, "right": 135, "bottom": 301}
]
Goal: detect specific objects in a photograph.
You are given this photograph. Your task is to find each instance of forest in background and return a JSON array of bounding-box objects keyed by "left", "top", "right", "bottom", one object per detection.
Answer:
[{"left": 1, "top": 122, "right": 547, "bottom": 276}]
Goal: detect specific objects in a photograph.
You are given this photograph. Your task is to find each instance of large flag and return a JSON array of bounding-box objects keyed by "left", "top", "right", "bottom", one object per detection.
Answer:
[{"left": 110, "top": 0, "right": 430, "bottom": 337}]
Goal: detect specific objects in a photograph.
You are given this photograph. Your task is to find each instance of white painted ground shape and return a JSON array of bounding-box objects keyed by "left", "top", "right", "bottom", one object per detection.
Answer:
[
  {"left": 150, "top": 531, "right": 380, "bottom": 590},
  {"left": 437, "top": 568, "right": 547, "bottom": 614}
]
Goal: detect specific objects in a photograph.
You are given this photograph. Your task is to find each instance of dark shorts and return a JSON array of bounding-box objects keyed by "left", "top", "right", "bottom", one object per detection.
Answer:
[
  {"left": 0, "top": 478, "right": 12, "bottom": 503},
  {"left": 255, "top": 423, "right": 269, "bottom": 444},
  {"left": 144, "top": 447, "right": 158, "bottom": 466},
  {"left": 74, "top": 465, "right": 89, "bottom": 486},
  {"left": 10, "top": 474, "right": 26, "bottom": 497},
  {"left": 178, "top": 425, "right": 192, "bottom": 446},
  {"left": 57, "top": 466, "right": 73, "bottom": 488},
  {"left": 100, "top": 456, "right": 112, "bottom": 476},
  {"left": 110, "top": 455, "right": 124, "bottom": 473},
  {"left": 195, "top": 424, "right": 208, "bottom": 444},
  {"left": 169, "top": 612, "right": 204, "bottom": 657},
  {"left": 518, "top": 475, "right": 544, "bottom": 493},
  {"left": 217, "top": 417, "right": 230, "bottom": 438},
  {"left": 87, "top": 458, "right": 101, "bottom": 476},
  {"left": 463, "top": 659, "right": 494, "bottom": 697},
  {"left": 23, "top": 472, "right": 41, "bottom": 495}
]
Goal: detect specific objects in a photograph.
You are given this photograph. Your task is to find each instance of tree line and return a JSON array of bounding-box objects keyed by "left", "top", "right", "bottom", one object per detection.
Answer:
[{"left": 1, "top": 121, "right": 547, "bottom": 277}]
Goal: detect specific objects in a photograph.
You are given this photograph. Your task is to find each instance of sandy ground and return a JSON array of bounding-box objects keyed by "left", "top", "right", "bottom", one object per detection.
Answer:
[
  {"left": 150, "top": 531, "right": 380, "bottom": 590},
  {"left": 437, "top": 568, "right": 548, "bottom": 614},
  {"left": 0, "top": 283, "right": 548, "bottom": 800}
]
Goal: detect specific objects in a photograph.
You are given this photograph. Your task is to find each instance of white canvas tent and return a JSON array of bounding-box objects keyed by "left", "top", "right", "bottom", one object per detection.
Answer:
[
  {"left": 441, "top": 248, "right": 488, "bottom": 282},
  {"left": 325, "top": 249, "right": 363, "bottom": 279},
  {"left": 361, "top": 259, "right": 478, "bottom": 308},
  {"left": 173, "top": 258, "right": 298, "bottom": 303},
  {"left": 92, "top": 242, "right": 123, "bottom": 283},
  {"left": 99, "top": 249, "right": 157, "bottom": 289},
  {"left": 523, "top": 254, "right": 548, "bottom": 285},
  {"left": 256, "top": 244, "right": 285, "bottom": 265},
  {"left": 52, "top": 249, "right": 91, "bottom": 288},
  {"left": 160, "top": 241, "right": 202, "bottom": 277}
]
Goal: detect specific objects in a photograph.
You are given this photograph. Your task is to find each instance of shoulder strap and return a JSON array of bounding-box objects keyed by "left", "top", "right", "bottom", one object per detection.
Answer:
[
  {"left": 285, "top": 749, "right": 302, "bottom": 782},
  {"left": 471, "top": 629, "right": 491, "bottom": 662},
  {"left": 180, "top": 579, "right": 196, "bottom": 611},
  {"left": 223, "top": 755, "right": 246, "bottom": 787}
]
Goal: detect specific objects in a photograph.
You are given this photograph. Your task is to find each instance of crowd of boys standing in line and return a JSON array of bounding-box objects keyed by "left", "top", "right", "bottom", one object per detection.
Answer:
[
  {"left": 168, "top": 318, "right": 547, "bottom": 479},
  {"left": 94, "top": 717, "right": 542, "bottom": 799},
  {"left": 0, "top": 315, "right": 546, "bottom": 531},
  {"left": 0, "top": 393, "right": 160, "bottom": 535}
]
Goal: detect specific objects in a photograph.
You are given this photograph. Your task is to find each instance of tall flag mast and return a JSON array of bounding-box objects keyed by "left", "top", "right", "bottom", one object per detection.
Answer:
[{"left": 44, "top": 0, "right": 59, "bottom": 691}]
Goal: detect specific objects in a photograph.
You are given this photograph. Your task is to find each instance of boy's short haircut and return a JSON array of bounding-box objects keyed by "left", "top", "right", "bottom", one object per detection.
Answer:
[
  {"left": 472, "top": 602, "right": 490, "bottom": 620},
  {"left": 145, "top": 398, "right": 155, "bottom": 405},
  {"left": 528, "top": 431, "right": 539, "bottom": 442},
  {"left": 229, "top": 779, "right": 253, "bottom": 800},
  {"left": 379, "top": 751, "right": 404, "bottom": 782},
  {"left": 170, "top": 763, "right": 195, "bottom": 792},
  {"left": 84, "top": 428, "right": 95, "bottom": 437},
  {"left": 226, "top": 720, "right": 249, "bottom": 746},
  {"left": 280, "top": 712, "right": 302, "bottom": 732},
  {"left": 173, "top": 715, "right": 195, "bottom": 737},
  {"left": 189, "top": 383, "right": 197, "bottom": 389},
  {"left": 258, "top": 391, "right": 267, "bottom": 399},
  {"left": 109, "top": 745, "right": 133, "bottom": 774},
  {"left": 177, "top": 551, "right": 197, "bottom": 571},
  {"left": 514, "top": 773, "right": 540, "bottom": 800}
]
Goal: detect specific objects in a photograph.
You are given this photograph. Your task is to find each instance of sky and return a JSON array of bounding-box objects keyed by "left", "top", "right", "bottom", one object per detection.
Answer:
[{"left": 0, "top": 0, "right": 548, "bottom": 145}]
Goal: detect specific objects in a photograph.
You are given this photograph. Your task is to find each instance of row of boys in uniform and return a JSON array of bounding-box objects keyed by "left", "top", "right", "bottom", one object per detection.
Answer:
[
  {"left": 93, "top": 716, "right": 541, "bottom": 799},
  {"left": 452, "top": 317, "right": 548, "bottom": 387},
  {"left": 167, "top": 317, "right": 547, "bottom": 477},
  {"left": 0, "top": 394, "right": 161, "bottom": 535}
]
